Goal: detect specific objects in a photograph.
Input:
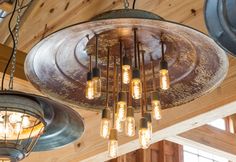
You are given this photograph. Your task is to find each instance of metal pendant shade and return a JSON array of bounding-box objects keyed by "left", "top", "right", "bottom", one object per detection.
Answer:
[
  {"left": 205, "top": 0, "right": 236, "bottom": 55},
  {"left": 24, "top": 9, "right": 228, "bottom": 111},
  {"left": 0, "top": 91, "right": 84, "bottom": 161}
]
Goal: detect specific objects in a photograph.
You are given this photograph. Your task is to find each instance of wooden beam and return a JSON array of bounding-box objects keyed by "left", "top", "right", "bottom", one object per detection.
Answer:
[
  {"left": 0, "top": 0, "right": 206, "bottom": 52},
  {"left": 0, "top": 44, "right": 27, "bottom": 80},
  {"left": 0, "top": 1, "right": 12, "bottom": 12},
  {"left": 168, "top": 125, "right": 236, "bottom": 161}
]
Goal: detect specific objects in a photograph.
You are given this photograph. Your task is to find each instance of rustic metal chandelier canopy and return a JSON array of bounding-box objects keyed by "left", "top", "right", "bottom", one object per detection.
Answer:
[
  {"left": 24, "top": 1, "right": 228, "bottom": 158},
  {"left": 0, "top": 1, "right": 84, "bottom": 161}
]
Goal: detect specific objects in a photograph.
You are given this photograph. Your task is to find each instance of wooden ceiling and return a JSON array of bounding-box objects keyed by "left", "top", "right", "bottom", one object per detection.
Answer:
[{"left": 1, "top": 0, "right": 236, "bottom": 162}]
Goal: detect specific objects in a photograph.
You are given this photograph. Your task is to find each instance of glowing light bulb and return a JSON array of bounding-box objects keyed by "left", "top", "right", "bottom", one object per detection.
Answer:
[
  {"left": 22, "top": 116, "right": 30, "bottom": 128},
  {"left": 9, "top": 112, "right": 22, "bottom": 124},
  {"left": 108, "top": 129, "right": 118, "bottom": 158},
  {"left": 14, "top": 122, "right": 22, "bottom": 134},
  {"left": 160, "top": 69, "right": 170, "bottom": 90},
  {"left": 92, "top": 68, "right": 101, "bottom": 98},
  {"left": 0, "top": 122, "right": 13, "bottom": 138},
  {"left": 152, "top": 100, "right": 162, "bottom": 120},
  {"left": 100, "top": 109, "right": 111, "bottom": 139},
  {"left": 115, "top": 116, "right": 123, "bottom": 133},
  {"left": 85, "top": 80, "right": 94, "bottom": 100},
  {"left": 131, "top": 78, "right": 142, "bottom": 99},
  {"left": 147, "top": 121, "right": 152, "bottom": 141},
  {"left": 139, "top": 117, "right": 150, "bottom": 149},
  {"left": 122, "top": 65, "right": 131, "bottom": 84},
  {"left": 125, "top": 117, "right": 135, "bottom": 137},
  {"left": 139, "top": 128, "right": 150, "bottom": 149},
  {"left": 117, "top": 101, "right": 127, "bottom": 121}
]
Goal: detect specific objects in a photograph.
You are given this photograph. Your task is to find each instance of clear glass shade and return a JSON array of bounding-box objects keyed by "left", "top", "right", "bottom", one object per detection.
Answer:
[{"left": 0, "top": 111, "right": 44, "bottom": 140}]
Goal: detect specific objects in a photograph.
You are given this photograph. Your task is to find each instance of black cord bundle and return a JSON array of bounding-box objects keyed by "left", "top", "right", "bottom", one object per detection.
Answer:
[{"left": 1, "top": 0, "right": 17, "bottom": 90}]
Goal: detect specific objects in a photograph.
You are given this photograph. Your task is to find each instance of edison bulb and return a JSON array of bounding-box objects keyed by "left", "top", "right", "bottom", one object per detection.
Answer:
[
  {"left": 139, "top": 128, "right": 150, "bottom": 149},
  {"left": 115, "top": 117, "right": 123, "bottom": 133},
  {"left": 93, "top": 77, "right": 101, "bottom": 98},
  {"left": 125, "top": 117, "right": 135, "bottom": 137},
  {"left": 108, "top": 129, "right": 118, "bottom": 158},
  {"left": 108, "top": 139, "right": 118, "bottom": 158},
  {"left": 117, "top": 101, "right": 127, "bottom": 121},
  {"left": 22, "top": 116, "right": 30, "bottom": 128},
  {"left": 160, "top": 69, "right": 170, "bottom": 90},
  {"left": 9, "top": 113, "right": 22, "bottom": 124},
  {"left": 122, "top": 65, "right": 131, "bottom": 84},
  {"left": 152, "top": 100, "right": 162, "bottom": 120},
  {"left": 85, "top": 80, "right": 94, "bottom": 100},
  {"left": 100, "top": 118, "right": 111, "bottom": 139},
  {"left": 131, "top": 78, "right": 142, "bottom": 99},
  {"left": 0, "top": 122, "right": 13, "bottom": 138},
  {"left": 14, "top": 122, "right": 22, "bottom": 134},
  {"left": 146, "top": 121, "right": 152, "bottom": 142}
]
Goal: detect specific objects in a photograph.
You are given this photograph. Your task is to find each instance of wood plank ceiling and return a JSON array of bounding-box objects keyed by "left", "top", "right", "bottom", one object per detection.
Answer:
[{"left": 1, "top": 0, "right": 236, "bottom": 162}]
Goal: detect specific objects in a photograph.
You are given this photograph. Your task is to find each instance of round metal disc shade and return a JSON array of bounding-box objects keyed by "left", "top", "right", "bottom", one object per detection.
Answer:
[
  {"left": 205, "top": 0, "right": 236, "bottom": 55},
  {"left": 24, "top": 9, "right": 228, "bottom": 110},
  {"left": 0, "top": 91, "right": 84, "bottom": 152}
]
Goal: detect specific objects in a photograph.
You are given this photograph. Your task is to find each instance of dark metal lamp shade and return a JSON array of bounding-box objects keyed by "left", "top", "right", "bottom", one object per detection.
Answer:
[{"left": 205, "top": 0, "right": 236, "bottom": 55}]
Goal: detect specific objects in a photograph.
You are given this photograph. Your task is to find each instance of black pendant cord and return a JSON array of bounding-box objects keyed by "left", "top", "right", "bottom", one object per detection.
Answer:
[
  {"left": 112, "top": 56, "right": 117, "bottom": 127},
  {"left": 137, "top": 42, "right": 141, "bottom": 69},
  {"left": 133, "top": 28, "right": 138, "bottom": 68},
  {"left": 89, "top": 55, "right": 92, "bottom": 72},
  {"left": 141, "top": 48, "right": 147, "bottom": 111},
  {"left": 150, "top": 54, "right": 156, "bottom": 91},
  {"left": 161, "top": 41, "right": 165, "bottom": 61},
  {"left": 106, "top": 47, "right": 110, "bottom": 108},
  {"left": 1, "top": 0, "right": 18, "bottom": 91},
  {"left": 95, "top": 34, "right": 99, "bottom": 68},
  {"left": 132, "top": 0, "right": 136, "bottom": 9},
  {"left": 119, "top": 40, "right": 123, "bottom": 90}
]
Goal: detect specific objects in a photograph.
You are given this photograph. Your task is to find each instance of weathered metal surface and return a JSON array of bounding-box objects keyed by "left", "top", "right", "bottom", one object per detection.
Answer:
[
  {"left": 24, "top": 9, "right": 229, "bottom": 111},
  {"left": 0, "top": 91, "right": 84, "bottom": 152},
  {"left": 205, "top": 0, "right": 236, "bottom": 55}
]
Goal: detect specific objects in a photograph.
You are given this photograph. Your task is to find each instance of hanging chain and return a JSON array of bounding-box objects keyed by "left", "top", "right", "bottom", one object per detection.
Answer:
[
  {"left": 9, "top": 2, "right": 22, "bottom": 90},
  {"left": 123, "top": 0, "right": 129, "bottom": 9}
]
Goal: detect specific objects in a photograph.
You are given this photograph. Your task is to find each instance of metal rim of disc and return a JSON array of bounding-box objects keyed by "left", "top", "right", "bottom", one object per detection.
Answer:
[
  {"left": 24, "top": 9, "right": 229, "bottom": 111},
  {"left": 0, "top": 91, "right": 84, "bottom": 152}
]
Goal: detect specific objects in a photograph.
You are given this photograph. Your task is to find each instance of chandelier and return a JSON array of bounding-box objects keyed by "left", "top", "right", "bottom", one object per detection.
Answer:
[
  {"left": 0, "top": 1, "right": 84, "bottom": 161},
  {"left": 24, "top": 0, "right": 228, "bottom": 159}
]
